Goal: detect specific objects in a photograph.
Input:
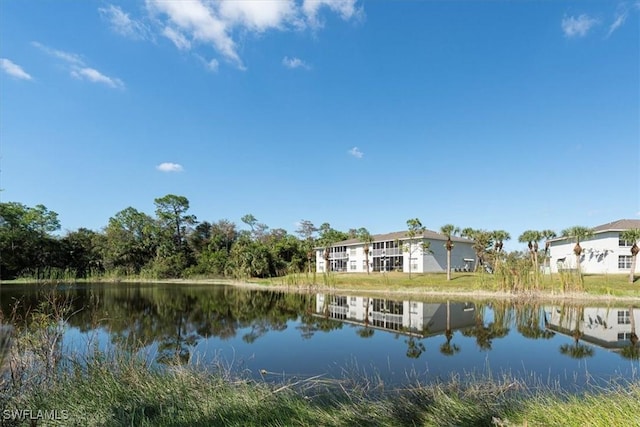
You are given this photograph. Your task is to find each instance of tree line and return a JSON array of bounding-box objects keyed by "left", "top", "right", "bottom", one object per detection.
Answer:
[
  {"left": 2, "top": 195, "right": 638, "bottom": 282},
  {"left": 0, "top": 195, "right": 353, "bottom": 280}
]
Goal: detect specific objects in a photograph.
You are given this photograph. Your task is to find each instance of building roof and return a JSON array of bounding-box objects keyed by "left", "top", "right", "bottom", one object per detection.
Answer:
[
  {"left": 591, "top": 219, "right": 640, "bottom": 233},
  {"left": 323, "top": 229, "right": 472, "bottom": 247},
  {"left": 549, "top": 219, "right": 640, "bottom": 243}
]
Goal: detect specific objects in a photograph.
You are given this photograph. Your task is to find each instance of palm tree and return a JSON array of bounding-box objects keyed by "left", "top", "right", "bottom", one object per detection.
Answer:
[
  {"left": 518, "top": 230, "right": 542, "bottom": 268},
  {"left": 357, "top": 227, "right": 374, "bottom": 274},
  {"left": 561, "top": 226, "right": 593, "bottom": 275},
  {"left": 405, "top": 218, "right": 426, "bottom": 279},
  {"left": 620, "top": 229, "right": 640, "bottom": 283},
  {"left": 491, "top": 230, "right": 511, "bottom": 272},
  {"left": 440, "top": 224, "right": 460, "bottom": 281}
]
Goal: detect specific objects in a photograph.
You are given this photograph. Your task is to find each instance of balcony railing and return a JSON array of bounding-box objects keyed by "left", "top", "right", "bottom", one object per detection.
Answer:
[
  {"left": 372, "top": 248, "right": 402, "bottom": 257},
  {"left": 329, "top": 252, "right": 348, "bottom": 259}
]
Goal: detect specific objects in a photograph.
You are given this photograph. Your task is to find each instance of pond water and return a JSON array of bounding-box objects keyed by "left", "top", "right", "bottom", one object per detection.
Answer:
[{"left": 1, "top": 283, "right": 638, "bottom": 390}]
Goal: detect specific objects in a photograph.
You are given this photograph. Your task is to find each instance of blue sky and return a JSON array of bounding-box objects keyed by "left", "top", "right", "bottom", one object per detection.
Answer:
[{"left": 1, "top": 0, "right": 638, "bottom": 251}]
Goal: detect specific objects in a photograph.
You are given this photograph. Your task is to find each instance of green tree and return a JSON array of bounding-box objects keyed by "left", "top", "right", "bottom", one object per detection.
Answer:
[
  {"left": 0, "top": 202, "right": 61, "bottom": 279},
  {"left": 461, "top": 228, "right": 493, "bottom": 272},
  {"left": 620, "top": 229, "right": 640, "bottom": 283},
  {"left": 318, "top": 223, "right": 348, "bottom": 273},
  {"left": 103, "top": 207, "right": 157, "bottom": 275},
  {"left": 295, "top": 220, "right": 317, "bottom": 274},
  {"left": 560, "top": 226, "right": 593, "bottom": 275},
  {"left": 61, "top": 228, "right": 104, "bottom": 278},
  {"left": 356, "top": 227, "right": 374, "bottom": 274},
  {"left": 154, "top": 194, "right": 197, "bottom": 252},
  {"left": 440, "top": 224, "right": 460, "bottom": 281}
]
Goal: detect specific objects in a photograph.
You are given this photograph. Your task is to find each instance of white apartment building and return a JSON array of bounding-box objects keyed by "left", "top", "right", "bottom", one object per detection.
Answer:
[
  {"left": 315, "top": 230, "right": 476, "bottom": 274},
  {"left": 548, "top": 219, "right": 640, "bottom": 275}
]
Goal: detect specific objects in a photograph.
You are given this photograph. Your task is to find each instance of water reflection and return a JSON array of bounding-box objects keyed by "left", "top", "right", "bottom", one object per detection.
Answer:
[
  {"left": 0, "top": 283, "right": 638, "bottom": 388},
  {"left": 545, "top": 305, "right": 640, "bottom": 360}
]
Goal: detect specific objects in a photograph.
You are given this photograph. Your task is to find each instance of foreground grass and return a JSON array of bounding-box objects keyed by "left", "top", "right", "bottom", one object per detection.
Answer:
[{"left": 4, "top": 353, "right": 640, "bottom": 427}]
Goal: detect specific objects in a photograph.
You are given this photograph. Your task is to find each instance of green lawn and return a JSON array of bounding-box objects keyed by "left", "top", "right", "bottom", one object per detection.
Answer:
[{"left": 256, "top": 271, "right": 640, "bottom": 298}]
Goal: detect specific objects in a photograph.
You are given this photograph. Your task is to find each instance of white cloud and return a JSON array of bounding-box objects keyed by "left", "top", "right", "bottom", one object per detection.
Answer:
[
  {"left": 219, "top": 0, "right": 297, "bottom": 32},
  {"left": 303, "top": 0, "right": 361, "bottom": 26},
  {"left": 156, "top": 162, "right": 184, "bottom": 172},
  {"left": 0, "top": 58, "right": 32, "bottom": 80},
  {"left": 32, "top": 42, "right": 124, "bottom": 89},
  {"left": 162, "top": 26, "right": 191, "bottom": 50},
  {"left": 147, "top": 0, "right": 242, "bottom": 67},
  {"left": 71, "top": 67, "right": 125, "bottom": 89},
  {"left": 99, "top": 4, "right": 150, "bottom": 40},
  {"left": 282, "top": 56, "right": 310, "bottom": 69},
  {"left": 142, "top": 0, "right": 362, "bottom": 69},
  {"left": 562, "top": 14, "right": 599, "bottom": 38},
  {"left": 348, "top": 147, "right": 363, "bottom": 159}
]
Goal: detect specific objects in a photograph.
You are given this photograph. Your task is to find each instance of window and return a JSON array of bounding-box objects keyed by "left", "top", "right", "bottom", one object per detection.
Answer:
[
  {"left": 349, "top": 248, "right": 356, "bottom": 256},
  {"left": 618, "top": 310, "right": 631, "bottom": 325},
  {"left": 619, "top": 255, "right": 632, "bottom": 269},
  {"left": 619, "top": 234, "right": 634, "bottom": 247},
  {"left": 350, "top": 260, "right": 357, "bottom": 271},
  {"left": 350, "top": 296, "right": 357, "bottom": 306},
  {"left": 618, "top": 332, "right": 632, "bottom": 341}
]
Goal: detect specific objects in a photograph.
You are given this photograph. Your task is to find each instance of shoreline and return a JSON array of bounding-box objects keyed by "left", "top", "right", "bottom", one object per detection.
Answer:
[
  {"left": 5, "top": 276, "right": 637, "bottom": 304},
  {"left": 178, "top": 279, "right": 640, "bottom": 304}
]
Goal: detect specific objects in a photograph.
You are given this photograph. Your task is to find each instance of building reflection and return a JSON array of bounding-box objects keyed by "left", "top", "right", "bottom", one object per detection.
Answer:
[
  {"left": 314, "top": 294, "right": 476, "bottom": 338},
  {"left": 544, "top": 305, "right": 639, "bottom": 357}
]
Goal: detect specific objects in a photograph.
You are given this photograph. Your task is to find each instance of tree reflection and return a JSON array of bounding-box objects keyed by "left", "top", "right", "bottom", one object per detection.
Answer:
[
  {"left": 558, "top": 305, "right": 594, "bottom": 360},
  {"left": 440, "top": 301, "right": 460, "bottom": 356},
  {"left": 516, "top": 303, "right": 555, "bottom": 340},
  {"left": 405, "top": 337, "right": 425, "bottom": 359}
]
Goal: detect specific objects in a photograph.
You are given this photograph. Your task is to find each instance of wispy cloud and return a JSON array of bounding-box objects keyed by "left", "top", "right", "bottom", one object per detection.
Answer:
[
  {"left": 607, "top": 2, "right": 640, "bottom": 37},
  {"left": 282, "top": 56, "right": 310, "bottom": 69},
  {"left": 562, "top": 14, "right": 599, "bottom": 38},
  {"left": 32, "top": 42, "right": 124, "bottom": 89},
  {"left": 348, "top": 147, "right": 363, "bottom": 159},
  {"left": 0, "top": 58, "right": 32, "bottom": 80},
  {"left": 139, "top": 0, "right": 362, "bottom": 69},
  {"left": 156, "top": 162, "right": 184, "bottom": 172},
  {"left": 32, "top": 41, "right": 83, "bottom": 65},
  {"left": 162, "top": 26, "right": 191, "bottom": 50},
  {"left": 71, "top": 67, "right": 124, "bottom": 89},
  {"left": 99, "top": 4, "right": 150, "bottom": 40}
]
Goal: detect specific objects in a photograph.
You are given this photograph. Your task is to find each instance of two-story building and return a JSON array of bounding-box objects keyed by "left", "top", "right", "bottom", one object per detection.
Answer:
[
  {"left": 548, "top": 219, "right": 640, "bottom": 275},
  {"left": 315, "top": 230, "right": 476, "bottom": 274}
]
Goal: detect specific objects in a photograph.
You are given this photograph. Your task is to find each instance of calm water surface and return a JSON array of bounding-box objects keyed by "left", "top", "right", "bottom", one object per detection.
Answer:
[{"left": 1, "top": 283, "right": 638, "bottom": 389}]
